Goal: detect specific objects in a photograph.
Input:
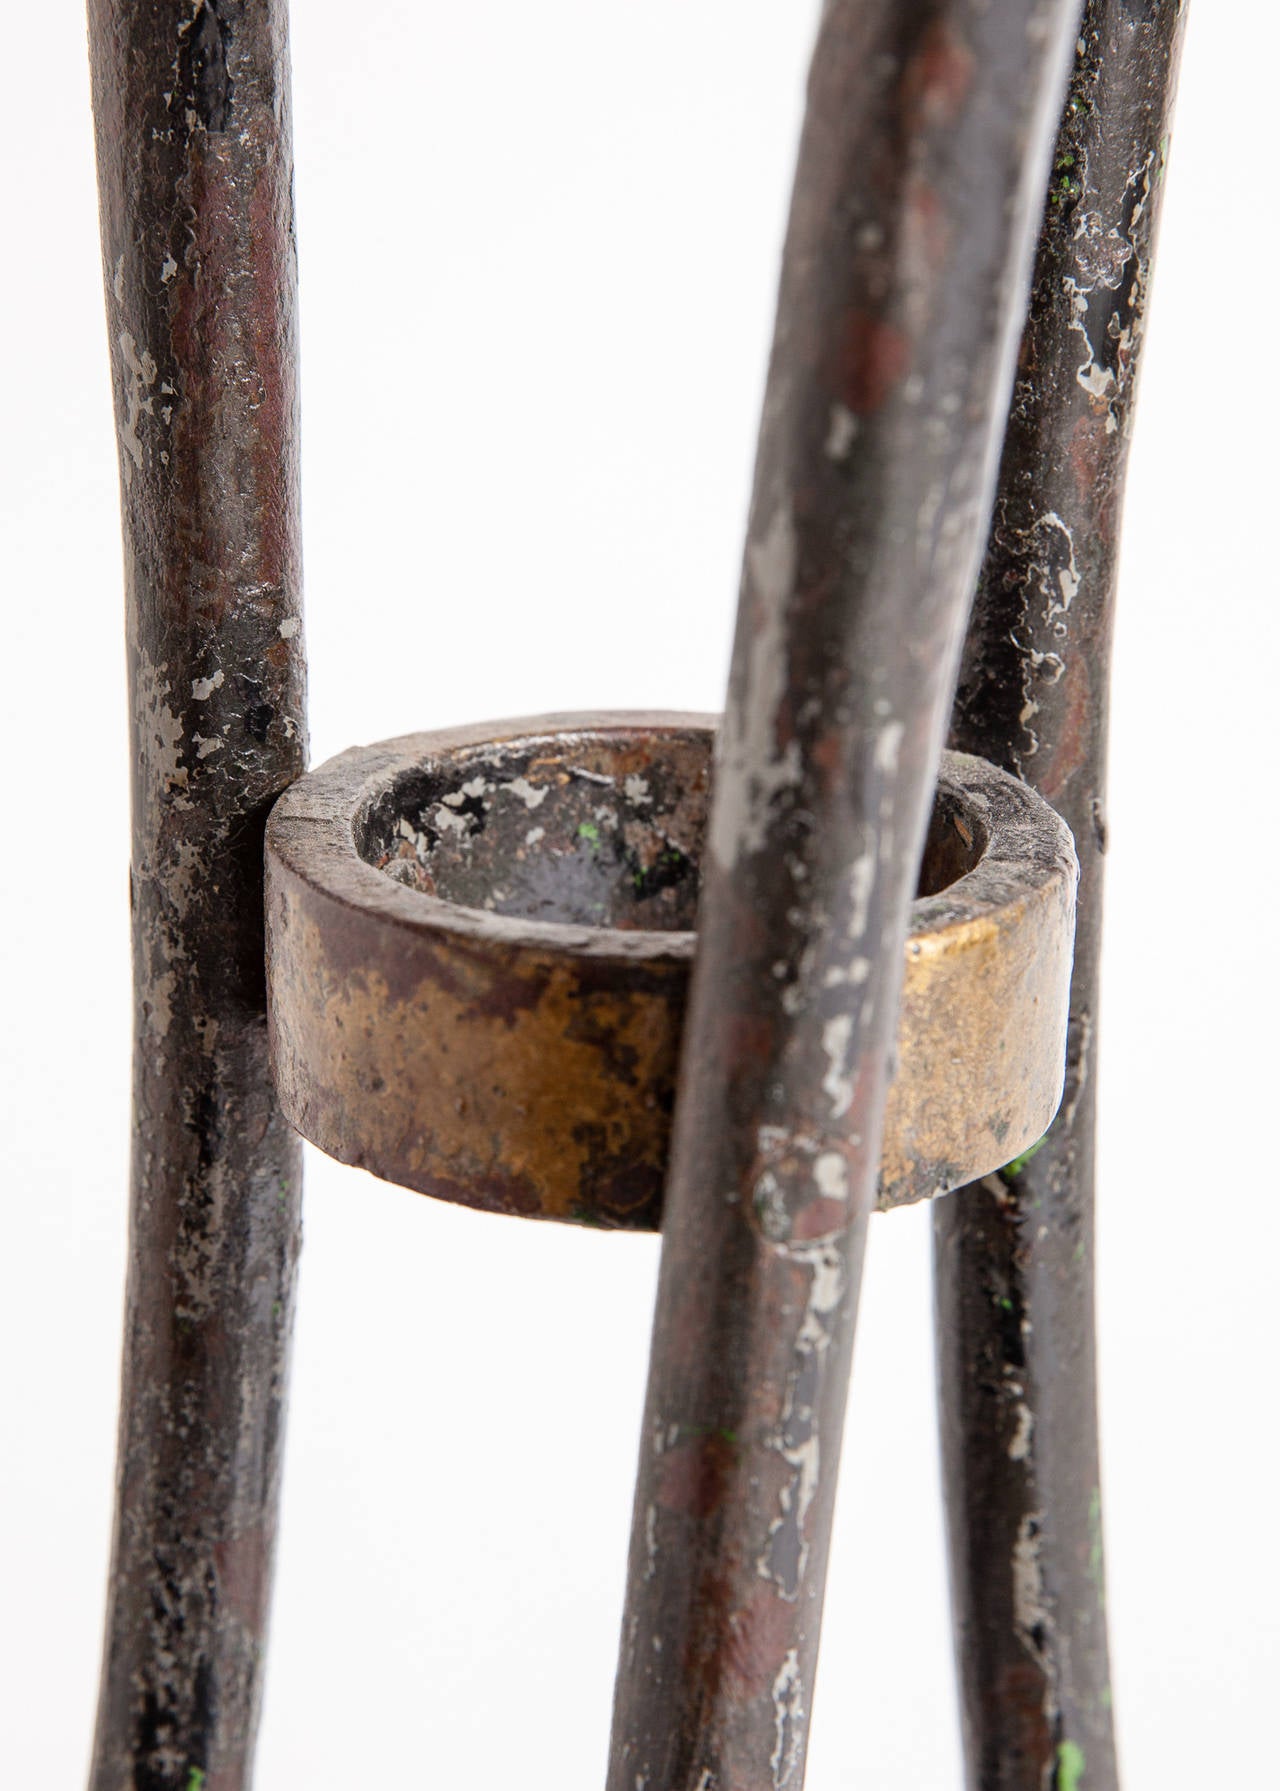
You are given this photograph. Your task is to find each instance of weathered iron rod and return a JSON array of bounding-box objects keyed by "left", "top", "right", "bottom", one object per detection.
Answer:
[
  {"left": 937, "top": 6, "right": 1187, "bottom": 1788},
  {"left": 86, "top": 4, "right": 306, "bottom": 1787},
  {"left": 607, "top": 3, "right": 1081, "bottom": 1786}
]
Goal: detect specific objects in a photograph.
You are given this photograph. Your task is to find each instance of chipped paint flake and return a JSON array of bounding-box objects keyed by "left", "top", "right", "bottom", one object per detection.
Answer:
[
  {"left": 1009, "top": 1401, "right": 1033, "bottom": 1462},
  {"left": 824, "top": 956, "right": 870, "bottom": 989},
  {"left": 821, "top": 1013, "right": 855, "bottom": 1118},
  {"left": 117, "top": 330, "right": 158, "bottom": 482},
  {"left": 146, "top": 968, "right": 177, "bottom": 1039},
  {"left": 1012, "top": 1511, "right": 1051, "bottom": 1667},
  {"left": 710, "top": 502, "right": 803, "bottom": 870},
  {"left": 506, "top": 776, "right": 548, "bottom": 809},
  {"left": 758, "top": 1235, "right": 847, "bottom": 1596},
  {"left": 433, "top": 804, "right": 472, "bottom": 837},
  {"left": 874, "top": 720, "right": 904, "bottom": 775},
  {"left": 770, "top": 1648, "right": 805, "bottom": 1788},
  {"left": 824, "top": 403, "right": 858, "bottom": 460},
  {"left": 847, "top": 848, "right": 875, "bottom": 943},
  {"left": 813, "top": 1152, "right": 848, "bottom": 1202},
  {"left": 136, "top": 648, "right": 186, "bottom": 799}
]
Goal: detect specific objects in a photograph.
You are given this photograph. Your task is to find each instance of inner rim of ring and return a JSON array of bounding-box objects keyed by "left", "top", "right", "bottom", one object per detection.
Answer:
[{"left": 355, "top": 728, "right": 986, "bottom": 932}]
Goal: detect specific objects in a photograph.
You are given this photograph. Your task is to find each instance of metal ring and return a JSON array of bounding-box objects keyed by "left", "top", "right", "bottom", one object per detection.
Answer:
[{"left": 265, "top": 712, "right": 1076, "bottom": 1223}]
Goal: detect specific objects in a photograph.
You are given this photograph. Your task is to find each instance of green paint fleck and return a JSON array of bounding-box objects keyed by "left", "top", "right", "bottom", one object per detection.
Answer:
[
  {"left": 577, "top": 822, "right": 600, "bottom": 847},
  {"left": 999, "top": 1296, "right": 1015, "bottom": 1314},
  {"left": 1101, "top": 1683, "right": 1113, "bottom": 1712},
  {"left": 674, "top": 1422, "right": 740, "bottom": 1451},
  {"left": 568, "top": 1203, "right": 610, "bottom": 1229},
  {"left": 1057, "top": 1740, "right": 1086, "bottom": 1791},
  {"left": 999, "top": 1132, "right": 1048, "bottom": 1183},
  {"left": 187, "top": 1770, "right": 207, "bottom": 1791}
]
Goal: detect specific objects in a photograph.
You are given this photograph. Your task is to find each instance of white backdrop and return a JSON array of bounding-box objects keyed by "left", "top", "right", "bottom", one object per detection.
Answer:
[{"left": 2, "top": 4, "right": 1276, "bottom": 1786}]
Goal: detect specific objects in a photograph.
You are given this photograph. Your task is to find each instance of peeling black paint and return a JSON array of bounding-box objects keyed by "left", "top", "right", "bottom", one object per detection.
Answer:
[{"left": 177, "top": 1, "right": 235, "bottom": 135}]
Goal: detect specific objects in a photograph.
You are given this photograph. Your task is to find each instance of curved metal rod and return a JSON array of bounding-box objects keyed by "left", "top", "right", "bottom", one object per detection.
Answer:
[
  {"left": 86, "top": 5, "right": 306, "bottom": 1786},
  {"left": 606, "top": 1, "right": 1082, "bottom": 1784},
  {"left": 937, "top": 6, "right": 1188, "bottom": 1787}
]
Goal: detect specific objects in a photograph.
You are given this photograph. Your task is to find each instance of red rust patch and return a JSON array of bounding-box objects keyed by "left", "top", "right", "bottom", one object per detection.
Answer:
[
  {"left": 901, "top": 21, "right": 976, "bottom": 131},
  {"left": 719, "top": 1583, "right": 799, "bottom": 1701},
  {"left": 997, "top": 1658, "right": 1055, "bottom": 1773},
  {"left": 1074, "top": 408, "right": 1109, "bottom": 519},
  {"left": 789, "top": 1194, "right": 850, "bottom": 1243},
  {"left": 1039, "top": 651, "right": 1092, "bottom": 808},
  {"left": 810, "top": 731, "right": 845, "bottom": 781},
  {"left": 904, "top": 176, "right": 952, "bottom": 277},
  {"left": 834, "top": 309, "right": 912, "bottom": 415},
  {"left": 212, "top": 1527, "right": 270, "bottom": 1636},
  {"left": 657, "top": 1432, "right": 739, "bottom": 1521},
  {"left": 422, "top": 1166, "right": 543, "bottom": 1218},
  {"left": 725, "top": 1008, "right": 778, "bottom": 1068}
]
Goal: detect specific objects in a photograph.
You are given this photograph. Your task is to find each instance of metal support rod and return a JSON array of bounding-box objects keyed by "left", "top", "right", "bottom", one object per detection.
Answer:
[
  {"left": 606, "top": 3, "right": 1081, "bottom": 1786},
  {"left": 937, "top": 6, "right": 1187, "bottom": 1788},
  {"left": 86, "top": 5, "right": 306, "bottom": 1787}
]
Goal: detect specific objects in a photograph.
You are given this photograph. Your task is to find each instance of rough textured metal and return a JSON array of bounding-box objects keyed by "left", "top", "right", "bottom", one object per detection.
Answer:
[
  {"left": 937, "top": 7, "right": 1187, "bottom": 1788},
  {"left": 265, "top": 715, "right": 1076, "bottom": 1223},
  {"left": 606, "top": 3, "right": 1082, "bottom": 1786},
  {"left": 86, "top": 4, "right": 306, "bottom": 1787}
]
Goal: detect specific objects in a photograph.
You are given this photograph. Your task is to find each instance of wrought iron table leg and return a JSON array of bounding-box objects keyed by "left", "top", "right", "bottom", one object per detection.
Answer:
[
  {"left": 606, "top": 3, "right": 1081, "bottom": 1786},
  {"left": 937, "top": 7, "right": 1187, "bottom": 1787},
  {"left": 86, "top": 5, "right": 307, "bottom": 1786}
]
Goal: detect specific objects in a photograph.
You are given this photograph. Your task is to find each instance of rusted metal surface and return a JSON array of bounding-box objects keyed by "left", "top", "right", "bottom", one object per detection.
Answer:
[
  {"left": 266, "top": 715, "right": 1076, "bottom": 1224},
  {"left": 605, "top": 2, "right": 1082, "bottom": 1785},
  {"left": 86, "top": 4, "right": 306, "bottom": 1787},
  {"left": 937, "top": 7, "right": 1187, "bottom": 1788}
]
